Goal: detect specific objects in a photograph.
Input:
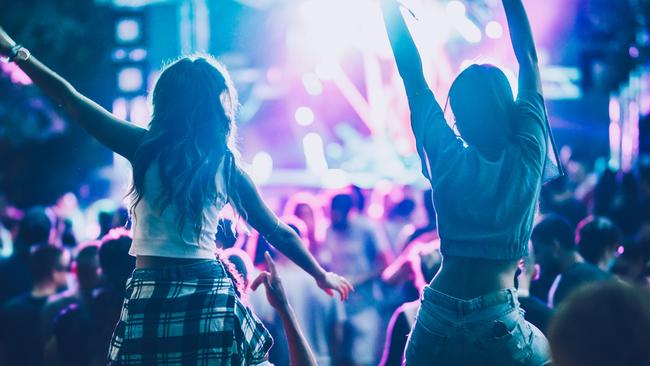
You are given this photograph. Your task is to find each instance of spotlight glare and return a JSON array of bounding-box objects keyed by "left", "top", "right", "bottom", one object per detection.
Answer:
[
  {"left": 295, "top": 106, "right": 315, "bottom": 126},
  {"left": 118, "top": 67, "right": 144, "bottom": 93},
  {"left": 485, "top": 21, "right": 503, "bottom": 39}
]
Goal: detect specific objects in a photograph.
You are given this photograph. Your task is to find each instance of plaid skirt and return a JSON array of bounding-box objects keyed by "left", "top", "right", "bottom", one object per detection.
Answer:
[{"left": 108, "top": 260, "right": 273, "bottom": 365}]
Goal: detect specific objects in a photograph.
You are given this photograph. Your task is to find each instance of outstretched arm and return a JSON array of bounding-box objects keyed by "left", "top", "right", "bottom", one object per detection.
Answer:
[
  {"left": 502, "top": 0, "right": 542, "bottom": 93},
  {"left": 232, "top": 167, "right": 352, "bottom": 300},
  {"left": 380, "top": 0, "right": 428, "bottom": 97},
  {"left": 0, "top": 27, "right": 146, "bottom": 161}
]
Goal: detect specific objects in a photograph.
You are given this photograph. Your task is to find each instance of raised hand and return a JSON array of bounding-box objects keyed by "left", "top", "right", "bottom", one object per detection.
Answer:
[
  {"left": 0, "top": 27, "right": 17, "bottom": 56},
  {"left": 251, "top": 252, "right": 290, "bottom": 311}
]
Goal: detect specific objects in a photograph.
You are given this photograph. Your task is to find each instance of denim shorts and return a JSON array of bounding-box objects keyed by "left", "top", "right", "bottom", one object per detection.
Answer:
[{"left": 405, "top": 287, "right": 551, "bottom": 366}]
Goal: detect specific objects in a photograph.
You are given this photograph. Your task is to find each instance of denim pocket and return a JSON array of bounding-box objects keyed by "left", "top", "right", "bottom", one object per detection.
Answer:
[
  {"left": 474, "top": 310, "right": 533, "bottom": 365},
  {"left": 404, "top": 315, "right": 448, "bottom": 365}
]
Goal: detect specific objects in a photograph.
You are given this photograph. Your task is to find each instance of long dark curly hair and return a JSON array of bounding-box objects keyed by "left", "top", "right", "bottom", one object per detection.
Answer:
[{"left": 128, "top": 55, "right": 245, "bottom": 241}]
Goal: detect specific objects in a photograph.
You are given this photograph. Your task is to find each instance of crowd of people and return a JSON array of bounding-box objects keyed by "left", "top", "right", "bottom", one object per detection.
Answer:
[
  {"left": 1, "top": 163, "right": 650, "bottom": 365},
  {"left": 3, "top": 0, "right": 650, "bottom": 365}
]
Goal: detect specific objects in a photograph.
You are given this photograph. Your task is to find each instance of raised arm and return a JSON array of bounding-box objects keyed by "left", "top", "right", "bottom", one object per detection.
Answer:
[
  {"left": 252, "top": 253, "right": 318, "bottom": 366},
  {"left": 380, "top": 0, "right": 428, "bottom": 97},
  {"left": 0, "top": 27, "right": 146, "bottom": 161},
  {"left": 231, "top": 167, "right": 352, "bottom": 300},
  {"left": 502, "top": 0, "right": 542, "bottom": 93}
]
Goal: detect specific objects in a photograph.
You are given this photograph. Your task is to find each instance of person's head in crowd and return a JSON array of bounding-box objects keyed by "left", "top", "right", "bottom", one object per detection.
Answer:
[
  {"left": 448, "top": 64, "right": 515, "bottom": 156},
  {"left": 531, "top": 214, "right": 576, "bottom": 274},
  {"left": 98, "top": 228, "right": 135, "bottom": 294},
  {"left": 73, "top": 244, "right": 101, "bottom": 293},
  {"left": 29, "top": 244, "right": 69, "bottom": 295},
  {"left": 60, "top": 218, "right": 77, "bottom": 248},
  {"left": 330, "top": 194, "right": 354, "bottom": 231},
  {"left": 52, "top": 304, "right": 96, "bottom": 366},
  {"left": 593, "top": 168, "right": 617, "bottom": 216},
  {"left": 576, "top": 216, "right": 621, "bottom": 271},
  {"left": 387, "top": 198, "right": 416, "bottom": 221},
  {"left": 516, "top": 241, "right": 540, "bottom": 295},
  {"left": 539, "top": 176, "right": 588, "bottom": 227},
  {"left": 548, "top": 282, "right": 650, "bottom": 366},
  {"left": 283, "top": 192, "right": 325, "bottom": 245},
  {"left": 611, "top": 242, "right": 647, "bottom": 284},
  {"left": 112, "top": 206, "right": 130, "bottom": 229},
  {"left": 15, "top": 207, "right": 52, "bottom": 256},
  {"left": 97, "top": 210, "right": 114, "bottom": 238},
  {"left": 350, "top": 185, "right": 366, "bottom": 213}
]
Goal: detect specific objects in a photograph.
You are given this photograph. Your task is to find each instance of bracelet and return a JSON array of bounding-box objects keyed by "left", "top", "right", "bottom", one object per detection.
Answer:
[{"left": 8, "top": 44, "right": 30, "bottom": 63}]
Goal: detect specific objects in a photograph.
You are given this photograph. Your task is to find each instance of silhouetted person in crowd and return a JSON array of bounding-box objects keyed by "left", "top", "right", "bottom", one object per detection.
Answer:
[
  {"left": 531, "top": 215, "right": 611, "bottom": 308},
  {"left": 252, "top": 218, "right": 345, "bottom": 366},
  {"left": 576, "top": 216, "right": 621, "bottom": 271},
  {"left": 322, "top": 194, "right": 388, "bottom": 366},
  {"left": 530, "top": 215, "right": 574, "bottom": 303},
  {"left": 0, "top": 207, "right": 52, "bottom": 305},
  {"left": 0, "top": 244, "right": 69, "bottom": 366},
  {"left": 539, "top": 176, "right": 588, "bottom": 227},
  {"left": 379, "top": 246, "right": 440, "bottom": 366},
  {"left": 516, "top": 242, "right": 553, "bottom": 335},
  {"left": 42, "top": 244, "right": 100, "bottom": 338},
  {"left": 548, "top": 282, "right": 650, "bottom": 366},
  {"left": 404, "top": 190, "right": 437, "bottom": 247},
  {"left": 97, "top": 210, "right": 114, "bottom": 240},
  {"left": 609, "top": 172, "right": 642, "bottom": 237}
]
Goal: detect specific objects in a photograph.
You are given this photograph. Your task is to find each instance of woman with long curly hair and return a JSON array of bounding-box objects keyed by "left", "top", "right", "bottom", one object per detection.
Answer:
[{"left": 0, "top": 29, "right": 351, "bottom": 365}]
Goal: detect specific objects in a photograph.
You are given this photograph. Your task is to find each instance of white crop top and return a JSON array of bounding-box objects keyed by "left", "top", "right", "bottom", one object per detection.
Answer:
[{"left": 129, "top": 159, "right": 227, "bottom": 259}]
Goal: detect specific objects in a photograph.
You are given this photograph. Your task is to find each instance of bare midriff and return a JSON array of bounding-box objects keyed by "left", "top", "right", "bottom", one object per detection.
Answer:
[
  {"left": 136, "top": 255, "right": 214, "bottom": 269},
  {"left": 428, "top": 255, "right": 520, "bottom": 300}
]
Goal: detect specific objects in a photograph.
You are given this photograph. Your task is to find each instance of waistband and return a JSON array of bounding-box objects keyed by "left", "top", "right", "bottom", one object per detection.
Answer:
[
  {"left": 131, "top": 259, "right": 227, "bottom": 281},
  {"left": 423, "top": 286, "right": 518, "bottom": 316}
]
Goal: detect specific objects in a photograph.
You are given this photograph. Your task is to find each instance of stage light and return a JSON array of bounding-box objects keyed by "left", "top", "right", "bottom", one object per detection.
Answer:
[
  {"left": 115, "top": 18, "right": 142, "bottom": 44},
  {"left": 315, "top": 61, "right": 339, "bottom": 81},
  {"left": 446, "top": 1, "right": 466, "bottom": 18},
  {"left": 129, "top": 48, "right": 148, "bottom": 62},
  {"left": 303, "top": 133, "right": 328, "bottom": 174},
  {"left": 302, "top": 72, "right": 323, "bottom": 96},
  {"left": 112, "top": 97, "right": 128, "bottom": 120},
  {"left": 251, "top": 152, "right": 273, "bottom": 184},
  {"left": 485, "top": 21, "right": 503, "bottom": 39},
  {"left": 129, "top": 96, "right": 150, "bottom": 126},
  {"left": 117, "top": 67, "right": 144, "bottom": 93},
  {"left": 295, "top": 106, "right": 315, "bottom": 126},
  {"left": 322, "top": 169, "right": 349, "bottom": 189}
]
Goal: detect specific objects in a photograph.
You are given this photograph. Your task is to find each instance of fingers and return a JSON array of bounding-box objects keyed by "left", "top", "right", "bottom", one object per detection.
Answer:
[
  {"left": 251, "top": 272, "right": 270, "bottom": 291},
  {"left": 264, "top": 251, "right": 278, "bottom": 278}
]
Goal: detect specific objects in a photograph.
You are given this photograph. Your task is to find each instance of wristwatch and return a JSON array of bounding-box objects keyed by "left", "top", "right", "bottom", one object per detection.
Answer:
[{"left": 8, "top": 44, "right": 30, "bottom": 63}]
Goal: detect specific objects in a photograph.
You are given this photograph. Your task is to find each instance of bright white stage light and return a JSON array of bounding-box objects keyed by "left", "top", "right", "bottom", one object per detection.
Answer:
[
  {"left": 112, "top": 98, "right": 128, "bottom": 120},
  {"left": 116, "top": 18, "right": 141, "bottom": 44},
  {"left": 295, "top": 106, "right": 315, "bottom": 126},
  {"left": 303, "top": 133, "right": 328, "bottom": 174},
  {"left": 446, "top": 1, "right": 466, "bottom": 18},
  {"left": 251, "top": 152, "right": 274, "bottom": 184},
  {"left": 118, "top": 67, "right": 144, "bottom": 93},
  {"left": 302, "top": 72, "right": 324, "bottom": 96},
  {"left": 485, "top": 21, "right": 504, "bottom": 39},
  {"left": 129, "top": 96, "right": 150, "bottom": 127}
]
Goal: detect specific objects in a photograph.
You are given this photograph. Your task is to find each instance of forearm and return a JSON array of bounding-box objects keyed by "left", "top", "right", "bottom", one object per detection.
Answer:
[
  {"left": 15, "top": 56, "right": 77, "bottom": 111},
  {"left": 277, "top": 305, "right": 318, "bottom": 366},
  {"left": 269, "top": 225, "right": 326, "bottom": 281},
  {"left": 13, "top": 54, "right": 145, "bottom": 159},
  {"left": 380, "top": 0, "right": 427, "bottom": 94},
  {"left": 503, "top": 0, "right": 538, "bottom": 63}
]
